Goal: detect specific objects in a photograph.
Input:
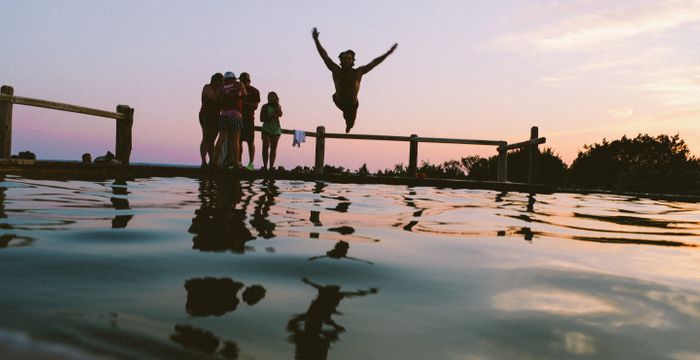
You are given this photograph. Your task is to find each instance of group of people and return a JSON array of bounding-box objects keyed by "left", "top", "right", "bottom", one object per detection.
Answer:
[
  {"left": 199, "top": 72, "right": 283, "bottom": 170},
  {"left": 198, "top": 27, "right": 398, "bottom": 170}
]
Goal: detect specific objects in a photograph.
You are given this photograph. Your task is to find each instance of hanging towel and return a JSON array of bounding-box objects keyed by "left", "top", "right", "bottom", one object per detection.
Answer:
[{"left": 293, "top": 130, "right": 306, "bottom": 147}]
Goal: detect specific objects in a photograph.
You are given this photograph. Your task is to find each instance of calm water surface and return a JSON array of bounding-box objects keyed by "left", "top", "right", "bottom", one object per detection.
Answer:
[{"left": 0, "top": 176, "right": 699, "bottom": 359}]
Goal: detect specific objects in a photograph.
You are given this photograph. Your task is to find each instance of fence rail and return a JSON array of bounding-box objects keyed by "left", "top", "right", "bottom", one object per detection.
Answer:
[
  {"left": 256, "top": 124, "right": 545, "bottom": 183},
  {"left": 0, "top": 85, "right": 133, "bottom": 164}
]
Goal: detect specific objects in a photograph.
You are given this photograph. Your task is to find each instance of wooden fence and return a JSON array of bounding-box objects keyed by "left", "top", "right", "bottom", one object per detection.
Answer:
[
  {"left": 0, "top": 85, "right": 133, "bottom": 164},
  {"left": 256, "top": 125, "right": 546, "bottom": 183},
  {"left": 0, "top": 84, "right": 546, "bottom": 183}
]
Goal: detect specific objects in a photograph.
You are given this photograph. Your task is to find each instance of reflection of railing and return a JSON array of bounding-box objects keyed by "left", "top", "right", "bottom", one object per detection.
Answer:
[
  {"left": 0, "top": 85, "right": 134, "bottom": 164},
  {"left": 255, "top": 125, "right": 546, "bottom": 183}
]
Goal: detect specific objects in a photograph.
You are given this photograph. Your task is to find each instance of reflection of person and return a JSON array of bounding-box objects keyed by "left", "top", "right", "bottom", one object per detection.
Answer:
[
  {"left": 170, "top": 324, "right": 240, "bottom": 358},
  {"left": 260, "top": 92, "right": 283, "bottom": 171},
  {"left": 312, "top": 27, "right": 397, "bottom": 133},
  {"left": 185, "top": 277, "right": 244, "bottom": 317},
  {"left": 287, "top": 278, "right": 378, "bottom": 360},
  {"left": 308, "top": 240, "right": 373, "bottom": 265},
  {"left": 238, "top": 72, "right": 260, "bottom": 170},
  {"left": 188, "top": 179, "right": 254, "bottom": 253},
  {"left": 250, "top": 179, "right": 279, "bottom": 238},
  {"left": 199, "top": 73, "right": 223, "bottom": 167},
  {"left": 213, "top": 71, "right": 247, "bottom": 169}
]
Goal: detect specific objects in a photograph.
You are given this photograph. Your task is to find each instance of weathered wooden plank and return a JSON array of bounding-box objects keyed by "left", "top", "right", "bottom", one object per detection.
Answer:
[
  {"left": 0, "top": 94, "right": 126, "bottom": 120},
  {"left": 499, "top": 137, "right": 546, "bottom": 151},
  {"left": 417, "top": 137, "right": 505, "bottom": 146}
]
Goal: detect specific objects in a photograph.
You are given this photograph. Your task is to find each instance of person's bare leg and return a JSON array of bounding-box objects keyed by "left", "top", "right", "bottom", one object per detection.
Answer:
[
  {"left": 213, "top": 132, "right": 227, "bottom": 168},
  {"left": 247, "top": 141, "right": 255, "bottom": 166},
  {"left": 204, "top": 127, "right": 217, "bottom": 165},
  {"left": 344, "top": 110, "right": 357, "bottom": 133},
  {"left": 261, "top": 134, "right": 270, "bottom": 170},
  {"left": 231, "top": 131, "right": 242, "bottom": 167},
  {"left": 200, "top": 127, "right": 208, "bottom": 166},
  {"left": 269, "top": 136, "right": 280, "bottom": 169}
]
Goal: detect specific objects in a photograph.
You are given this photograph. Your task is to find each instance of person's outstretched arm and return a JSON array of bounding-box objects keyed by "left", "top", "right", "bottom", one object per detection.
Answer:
[
  {"left": 359, "top": 43, "right": 398, "bottom": 74},
  {"left": 312, "top": 27, "right": 339, "bottom": 71}
]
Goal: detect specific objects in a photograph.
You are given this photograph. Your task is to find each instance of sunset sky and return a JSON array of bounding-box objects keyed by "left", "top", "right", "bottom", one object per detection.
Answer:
[{"left": 3, "top": 1, "right": 699, "bottom": 170}]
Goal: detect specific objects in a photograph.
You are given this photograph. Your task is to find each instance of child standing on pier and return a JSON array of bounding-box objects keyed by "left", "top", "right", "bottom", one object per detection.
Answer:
[{"left": 260, "top": 92, "right": 283, "bottom": 171}]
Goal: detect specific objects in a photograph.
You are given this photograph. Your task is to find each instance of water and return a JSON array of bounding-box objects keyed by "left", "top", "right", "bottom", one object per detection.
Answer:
[{"left": 0, "top": 176, "right": 699, "bottom": 359}]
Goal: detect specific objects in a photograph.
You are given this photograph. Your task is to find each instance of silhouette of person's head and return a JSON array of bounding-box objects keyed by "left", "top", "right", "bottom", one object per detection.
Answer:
[
  {"left": 338, "top": 50, "right": 355, "bottom": 68},
  {"left": 210, "top": 72, "right": 223, "bottom": 87}
]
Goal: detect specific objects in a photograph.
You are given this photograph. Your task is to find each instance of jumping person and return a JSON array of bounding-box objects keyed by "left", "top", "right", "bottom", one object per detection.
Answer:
[{"left": 311, "top": 27, "right": 397, "bottom": 133}]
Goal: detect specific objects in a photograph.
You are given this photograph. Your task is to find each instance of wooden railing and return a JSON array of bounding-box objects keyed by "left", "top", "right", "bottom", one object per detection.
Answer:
[
  {"left": 255, "top": 125, "right": 546, "bottom": 183},
  {"left": 0, "top": 85, "right": 134, "bottom": 164}
]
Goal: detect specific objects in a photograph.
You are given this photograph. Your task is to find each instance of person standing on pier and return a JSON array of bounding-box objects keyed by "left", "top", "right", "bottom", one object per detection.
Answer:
[
  {"left": 213, "top": 71, "right": 247, "bottom": 169},
  {"left": 199, "top": 73, "right": 223, "bottom": 167},
  {"left": 311, "top": 27, "right": 397, "bottom": 133},
  {"left": 238, "top": 72, "right": 260, "bottom": 170},
  {"left": 260, "top": 91, "right": 283, "bottom": 171}
]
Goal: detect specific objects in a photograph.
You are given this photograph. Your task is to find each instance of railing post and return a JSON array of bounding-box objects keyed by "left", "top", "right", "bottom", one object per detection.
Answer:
[
  {"left": 408, "top": 134, "right": 418, "bottom": 176},
  {"left": 528, "top": 126, "right": 538, "bottom": 184},
  {"left": 314, "top": 125, "right": 325, "bottom": 175},
  {"left": 497, "top": 143, "right": 508, "bottom": 182},
  {"left": 0, "top": 86, "right": 14, "bottom": 159},
  {"left": 115, "top": 105, "right": 133, "bottom": 165}
]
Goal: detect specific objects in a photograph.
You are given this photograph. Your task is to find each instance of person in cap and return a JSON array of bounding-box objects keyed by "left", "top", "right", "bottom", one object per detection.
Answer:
[
  {"left": 311, "top": 27, "right": 397, "bottom": 133},
  {"left": 238, "top": 72, "right": 260, "bottom": 170},
  {"left": 199, "top": 73, "right": 224, "bottom": 167},
  {"left": 213, "top": 71, "right": 247, "bottom": 168}
]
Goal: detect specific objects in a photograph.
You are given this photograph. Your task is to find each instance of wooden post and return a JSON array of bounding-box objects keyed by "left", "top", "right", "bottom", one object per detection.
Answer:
[
  {"left": 408, "top": 134, "right": 418, "bottom": 176},
  {"left": 497, "top": 143, "right": 508, "bottom": 182},
  {"left": 115, "top": 105, "right": 133, "bottom": 165},
  {"left": 0, "top": 86, "right": 14, "bottom": 159},
  {"left": 528, "top": 126, "right": 538, "bottom": 184},
  {"left": 314, "top": 125, "right": 325, "bottom": 175}
]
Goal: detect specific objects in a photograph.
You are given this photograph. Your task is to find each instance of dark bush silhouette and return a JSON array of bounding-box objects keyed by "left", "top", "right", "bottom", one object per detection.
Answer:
[
  {"left": 466, "top": 147, "right": 568, "bottom": 186},
  {"left": 568, "top": 134, "right": 700, "bottom": 194}
]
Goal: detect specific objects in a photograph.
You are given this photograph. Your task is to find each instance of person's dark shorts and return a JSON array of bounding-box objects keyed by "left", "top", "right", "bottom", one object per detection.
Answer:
[
  {"left": 332, "top": 94, "right": 359, "bottom": 112},
  {"left": 219, "top": 114, "right": 243, "bottom": 132},
  {"left": 199, "top": 112, "right": 219, "bottom": 129},
  {"left": 240, "top": 114, "right": 254, "bottom": 142}
]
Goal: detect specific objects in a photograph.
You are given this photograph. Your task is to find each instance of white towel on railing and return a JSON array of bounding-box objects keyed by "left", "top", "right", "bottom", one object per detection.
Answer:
[{"left": 293, "top": 130, "right": 306, "bottom": 147}]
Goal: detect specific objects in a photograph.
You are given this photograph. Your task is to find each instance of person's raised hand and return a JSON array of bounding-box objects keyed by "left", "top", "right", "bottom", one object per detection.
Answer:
[
  {"left": 312, "top": 27, "right": 319, "bottom": 40},
  {"left": 389, "top": 43, "right": 398, "bottom": 53}
]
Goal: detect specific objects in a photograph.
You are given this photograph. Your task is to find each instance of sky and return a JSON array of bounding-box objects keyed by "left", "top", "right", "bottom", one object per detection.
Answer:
[{"left": 2, "top": 0, "right": 700, "bottom": 171}]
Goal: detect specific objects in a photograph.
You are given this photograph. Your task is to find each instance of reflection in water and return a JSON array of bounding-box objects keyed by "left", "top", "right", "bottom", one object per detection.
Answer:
[
  {"left": 0, "top": 233, "right": 33, "bottom": 248},
  {"left": 110, "top": 180, "right": 132, "bottom": 228},
  {"left": 287, "top": 278, "right": 378, "bottom": 360},
  {"left": 185, "top": 277, "right": 244, "bottom": 317},
  {"left": 402, "top": 189, "right": 424, "bottom": 232},
  {"left": 308, "top": 241, "right": 373, "bottom": 265},
  {"left": 189, "top": 180, "right": 254, "bottom": 253},
  {"left": 250, "top": 180, "right": 279, "bottom": 239},
  {"left": 170, "top": 324, "right": 239, "bottom": 359},
  {"left": 185, "top": 277, "right": 267, "bottom": 317}
]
